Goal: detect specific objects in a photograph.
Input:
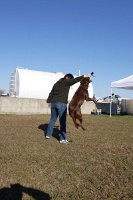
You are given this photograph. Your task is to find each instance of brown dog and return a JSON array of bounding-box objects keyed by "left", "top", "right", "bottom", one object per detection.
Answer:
[{"left": 68, "top": 77, "right": 97, "bottom": 130}]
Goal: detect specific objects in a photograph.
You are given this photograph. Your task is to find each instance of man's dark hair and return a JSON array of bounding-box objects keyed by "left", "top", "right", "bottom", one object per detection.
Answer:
[
  {"left": 56, "top": 73, "right": 74, "bottom": 84},
  {"left": 64, "top": 73, "right": 74, "bottom": 79}
]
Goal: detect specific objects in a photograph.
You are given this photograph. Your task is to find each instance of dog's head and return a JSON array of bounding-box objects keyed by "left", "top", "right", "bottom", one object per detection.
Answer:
[{"left": 80, "top": 77, "right": 92, "bottom": 86}]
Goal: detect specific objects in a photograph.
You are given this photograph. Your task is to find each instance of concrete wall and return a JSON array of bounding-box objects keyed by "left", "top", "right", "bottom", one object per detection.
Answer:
[
  {"left": 0, "top": 97, "right": 96, "bottom": 114},
  {"left": 1, "top": 97, "right": 132, "bottom": 115},
  {"left": 121, "top": 99, "right": 133, "bottom": 115}
]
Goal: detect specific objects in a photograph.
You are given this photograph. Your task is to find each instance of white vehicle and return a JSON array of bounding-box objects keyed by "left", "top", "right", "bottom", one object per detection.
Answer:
[
  {"left": 96, "top": 97, "right": 103, "bottom": 102},
  {"left": 0, "top": 93, "right": 9, "bottom": 97}
]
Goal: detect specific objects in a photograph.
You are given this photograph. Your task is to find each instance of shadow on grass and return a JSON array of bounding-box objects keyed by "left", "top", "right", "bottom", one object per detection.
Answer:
[
  {"left": 0, "top": 183, "right": 51, "bottom": 200},
  {"left": 38, "top": 124, "right": 60, "bottom": 141}
]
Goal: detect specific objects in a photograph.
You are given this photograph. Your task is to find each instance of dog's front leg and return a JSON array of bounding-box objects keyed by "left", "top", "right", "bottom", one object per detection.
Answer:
[{"left": 87, "top": 97, "right": 97, "bottom": 104}]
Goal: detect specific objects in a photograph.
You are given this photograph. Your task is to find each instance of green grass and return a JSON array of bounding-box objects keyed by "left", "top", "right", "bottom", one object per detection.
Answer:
[{"left": 0, "top": 114, "right": 133, "bottom": 200}]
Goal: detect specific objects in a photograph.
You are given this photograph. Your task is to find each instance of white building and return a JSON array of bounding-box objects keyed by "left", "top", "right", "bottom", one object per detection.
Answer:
[{"left": 9, "top": 68, "right": 94, "bottom": 100}]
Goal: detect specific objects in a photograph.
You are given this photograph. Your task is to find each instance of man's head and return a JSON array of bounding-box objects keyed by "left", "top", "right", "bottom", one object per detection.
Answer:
[{"left": 64, "top": 73, "right": 74, "bottom": 79}]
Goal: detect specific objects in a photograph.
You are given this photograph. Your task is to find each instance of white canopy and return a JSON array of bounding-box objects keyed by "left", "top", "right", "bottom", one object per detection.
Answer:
[
  {"left": 111, "top": 75, "right": 133, "bottom": 90},
  {"left": 110, "top": 75, "right": 133, "bottom": 117}
]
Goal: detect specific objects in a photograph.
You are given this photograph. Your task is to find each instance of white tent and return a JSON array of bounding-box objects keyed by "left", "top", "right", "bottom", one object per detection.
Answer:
[
  {"left": 111, "top": 75, "right": 133, "bottom": 90},
  {"left": 110, "top": 75, "right": 133, "bottom": 117}
]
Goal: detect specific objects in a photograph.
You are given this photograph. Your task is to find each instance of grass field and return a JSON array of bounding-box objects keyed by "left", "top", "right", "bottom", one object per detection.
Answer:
[{"left": 0, "top": 114, "right": 133, "bottom": 200}]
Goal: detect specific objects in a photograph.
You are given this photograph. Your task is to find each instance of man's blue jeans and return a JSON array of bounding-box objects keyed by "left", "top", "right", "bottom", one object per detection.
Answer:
[{"left": 46, "top": 102, "right": 67, "bottom": 141}]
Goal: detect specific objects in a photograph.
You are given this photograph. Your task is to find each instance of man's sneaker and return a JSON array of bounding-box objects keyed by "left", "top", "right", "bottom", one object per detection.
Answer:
[
  {"left": 46, "top": 136, "right": 50, "bottom": 139},
  {"left": 60, "top": 140, "right": 69, "bottom": 143}
]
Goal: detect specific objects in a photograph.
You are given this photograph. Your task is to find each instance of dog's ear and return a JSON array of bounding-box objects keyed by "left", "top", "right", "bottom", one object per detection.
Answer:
[
  {"left": 80, "top": 78, "right": 86, "bottom": 84},
  {"left": 85, "top": 77, "right": 92, "bottom": 84},
  {"left": 80, "top": 77, "right": 91, "bottom": 85},
  {"left": 86, "top": 78, "right": 92, "bottom": 83}
]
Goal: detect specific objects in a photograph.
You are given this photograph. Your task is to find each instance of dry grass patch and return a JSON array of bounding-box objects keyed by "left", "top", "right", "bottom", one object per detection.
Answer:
[{"left": 0, "top": 114, "right": 133, "bottom": 200}]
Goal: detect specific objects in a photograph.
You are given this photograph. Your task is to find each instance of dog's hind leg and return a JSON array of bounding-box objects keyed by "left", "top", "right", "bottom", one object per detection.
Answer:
[
  {"left": 76, "top": 113, "right": 85, "bottom": 131},
  {"left": 79, "top": 117, "right": 85, "bottom": 131},
  {"left": 72, "top": 117, "right": 79, "bottom": 129},
  {"left": 71, "top": 113, "right": 79, "bottom": 129},
  {"left": 75, "top": 109, "right": 86, "bottom": 131}
]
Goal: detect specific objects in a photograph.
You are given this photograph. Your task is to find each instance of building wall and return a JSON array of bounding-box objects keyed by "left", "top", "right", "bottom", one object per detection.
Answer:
[{"left": 9, "top": 68, "right": 94, "bottom": 100}]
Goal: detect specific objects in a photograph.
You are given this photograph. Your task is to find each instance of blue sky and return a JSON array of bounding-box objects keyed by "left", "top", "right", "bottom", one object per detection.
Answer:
[{"left": 0, "top": 0, "right": 133, "bottom": 98}]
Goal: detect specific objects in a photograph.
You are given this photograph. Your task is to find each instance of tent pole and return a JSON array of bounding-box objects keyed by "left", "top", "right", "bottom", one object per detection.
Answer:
[{"left": 110, "top": 88, "right": 112, "bottom": 118}]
